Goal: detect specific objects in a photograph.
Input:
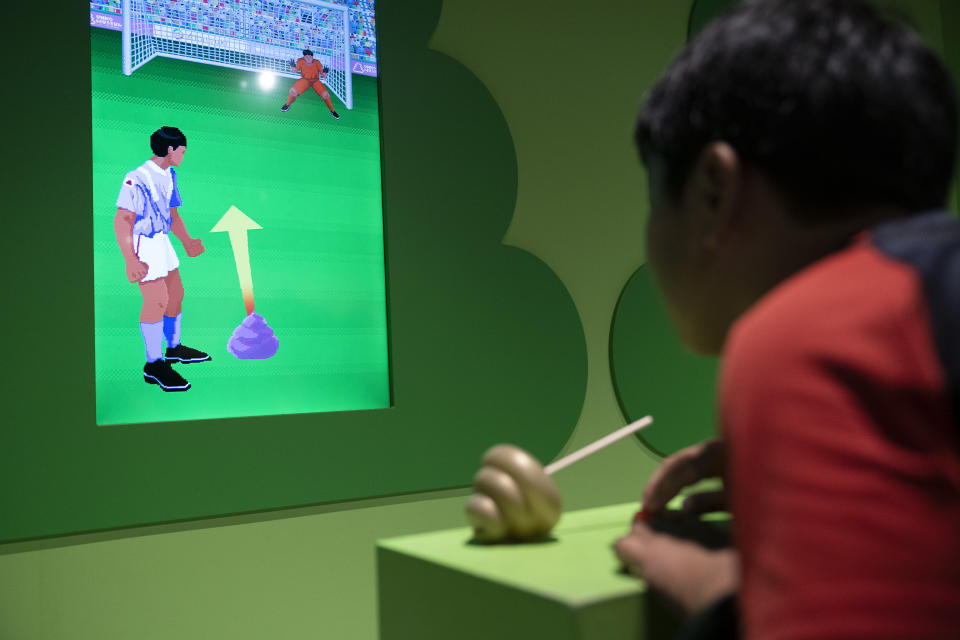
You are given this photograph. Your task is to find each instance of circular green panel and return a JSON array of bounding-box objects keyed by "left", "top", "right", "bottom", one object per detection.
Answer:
[{"left": 610, "top": 266, "right": 718, "bottom": 457}]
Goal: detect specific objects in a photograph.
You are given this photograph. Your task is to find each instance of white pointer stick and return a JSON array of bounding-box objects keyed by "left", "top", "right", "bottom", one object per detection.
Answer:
[{"left": 544, "top": 416, "right": 653, "bottom": 475}]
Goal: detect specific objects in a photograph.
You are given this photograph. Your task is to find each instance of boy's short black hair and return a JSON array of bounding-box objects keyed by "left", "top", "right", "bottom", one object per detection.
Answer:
[
  {"left": 150, "top": 126, "right": 187, "bottom": 157},
  {"left": 303, "top": 49, "right": 313, "bottom": 56},
  {"left": 636, "top": 0, "right": 958, "bottom": 216}
]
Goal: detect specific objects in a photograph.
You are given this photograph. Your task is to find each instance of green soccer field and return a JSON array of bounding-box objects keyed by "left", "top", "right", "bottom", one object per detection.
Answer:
[{"left": 91, "top": 27, "right": 390, "bottom": 426}]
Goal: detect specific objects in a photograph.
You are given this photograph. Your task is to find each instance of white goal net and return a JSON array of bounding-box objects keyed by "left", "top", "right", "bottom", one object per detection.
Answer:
[{"left": 122, "top": 0, "right": 353, "bottom": 109}]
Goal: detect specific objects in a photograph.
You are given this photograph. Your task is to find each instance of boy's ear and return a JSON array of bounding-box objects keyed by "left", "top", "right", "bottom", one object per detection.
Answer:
[{"left": 687, "top": 142, "right": 742, "bottom": 248}]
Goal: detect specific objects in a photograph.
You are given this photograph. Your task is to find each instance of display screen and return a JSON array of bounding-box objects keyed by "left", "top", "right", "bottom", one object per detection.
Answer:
[{"left": 90, "top": 0, "right": 389, "bottom": 425}]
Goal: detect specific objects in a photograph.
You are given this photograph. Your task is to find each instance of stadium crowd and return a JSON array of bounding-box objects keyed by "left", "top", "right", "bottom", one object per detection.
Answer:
[{"left": 91, "top": 0, "right": 377, "bottom": 64}]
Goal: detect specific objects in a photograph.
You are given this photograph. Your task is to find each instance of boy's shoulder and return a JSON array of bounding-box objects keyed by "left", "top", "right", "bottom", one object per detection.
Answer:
[
  {"left": 871, "top": 212, "right": 960, "bottom": 411},
  {"left": 724, "top": 212, "right": 960, "bottom": 398},
  {"left": 870, "top": 211, "right": 960, "bottom": 284}
]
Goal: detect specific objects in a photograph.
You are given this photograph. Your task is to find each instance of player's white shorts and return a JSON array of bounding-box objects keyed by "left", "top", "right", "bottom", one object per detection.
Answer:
[{"left": 135, "top": 232, "right": 180, "bottom": 282}]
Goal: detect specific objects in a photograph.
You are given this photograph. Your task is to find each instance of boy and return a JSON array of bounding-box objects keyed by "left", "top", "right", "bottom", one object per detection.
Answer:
[
  {"left": 613, "top": 1, "right": 960, "bottom": 638},
  {"left": 114, "top": 126, "right": 211, "bottom": 392},
  {"left": 281, "top": 48, "right": 340, "bottom": 119}
]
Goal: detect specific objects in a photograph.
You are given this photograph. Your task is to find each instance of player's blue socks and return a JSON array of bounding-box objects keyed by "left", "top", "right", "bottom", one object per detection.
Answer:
[
  {"left": 163, "top": 313, "right": 182, "bottom": 349},
  {"left": 140, "top": 320, "right": 164, "bottom": 363}
]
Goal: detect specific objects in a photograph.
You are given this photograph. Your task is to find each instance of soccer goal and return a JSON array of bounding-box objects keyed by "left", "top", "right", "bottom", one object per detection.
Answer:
[{"left": 122, "top": 0, "right": 353, "bottom": 109}]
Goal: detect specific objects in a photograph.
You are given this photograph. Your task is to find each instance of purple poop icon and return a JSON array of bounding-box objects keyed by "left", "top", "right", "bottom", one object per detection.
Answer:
[{"left": 227, "top": 312, "right": 279, "bottom": 359}]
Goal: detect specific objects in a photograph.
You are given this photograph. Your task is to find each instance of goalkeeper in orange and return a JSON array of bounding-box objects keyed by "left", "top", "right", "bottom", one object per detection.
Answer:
[{"left": 281, "top": 49, "right": 340, "bottom": 119}]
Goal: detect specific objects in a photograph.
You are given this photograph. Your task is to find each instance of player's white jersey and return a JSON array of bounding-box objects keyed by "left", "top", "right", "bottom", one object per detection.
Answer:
[{"left": 116, "top": 160, "right": 183, "bottom": 239}]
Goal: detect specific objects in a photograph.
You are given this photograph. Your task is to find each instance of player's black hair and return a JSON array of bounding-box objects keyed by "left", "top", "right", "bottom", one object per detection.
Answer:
[
  {"left": 150, "top": 126, "right": 187, "bottom": 157},
  {"left": 636, "top": 0, "right": 958, "bottom": 216},
  {"left": 303, "top": 49, "right": 314, "bottom": 56}
]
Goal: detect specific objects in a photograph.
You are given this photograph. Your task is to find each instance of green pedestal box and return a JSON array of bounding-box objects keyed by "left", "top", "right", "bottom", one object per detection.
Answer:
[{"left": 377, "top": 503, "right": 680, "bottom": 640}]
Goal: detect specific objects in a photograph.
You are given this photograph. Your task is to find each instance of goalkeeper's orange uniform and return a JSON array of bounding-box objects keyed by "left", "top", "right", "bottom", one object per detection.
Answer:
[{"left": 287, "top": 57, "right": 335, "bottom": 112}]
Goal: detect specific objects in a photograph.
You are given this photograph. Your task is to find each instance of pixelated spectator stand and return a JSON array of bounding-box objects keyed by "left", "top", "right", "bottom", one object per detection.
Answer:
[{"left": 121, "top": 0, "right": 353, "bottom": 109}]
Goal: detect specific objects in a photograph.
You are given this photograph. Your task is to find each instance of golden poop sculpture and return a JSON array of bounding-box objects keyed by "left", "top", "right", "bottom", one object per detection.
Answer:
[
  {"left": 466, "top": 416, "right": 653, "bottom": 543},
  {"left": 466, "top": 444, "right": 562, "bottom": 542}
]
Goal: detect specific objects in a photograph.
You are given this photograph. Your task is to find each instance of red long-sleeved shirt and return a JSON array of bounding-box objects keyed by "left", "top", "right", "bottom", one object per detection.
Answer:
[{"left": 721, "top": 212, "right": 960, "bottom": 640}]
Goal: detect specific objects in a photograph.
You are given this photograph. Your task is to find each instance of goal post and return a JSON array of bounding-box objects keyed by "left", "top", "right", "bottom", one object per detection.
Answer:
[
  {"left": 122, "top": 0, "right": 157, "bottom": 76},
  {"left": 121, "top": 0, "right": 353, "bottom": 110}
]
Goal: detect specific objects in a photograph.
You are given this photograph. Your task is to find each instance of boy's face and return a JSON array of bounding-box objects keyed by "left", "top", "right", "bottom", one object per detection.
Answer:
[
  {"left": 167, "top": 145, "right": 187, "bottom": 166},
  {"left": 304, "top": 54, "right": 314, "bottom": 64},
  {"left": 644, "top": 149, "right": 741, "bottom": 356},
  {"left": 645, "top": 156, "right": 710, "bottom": 354}
]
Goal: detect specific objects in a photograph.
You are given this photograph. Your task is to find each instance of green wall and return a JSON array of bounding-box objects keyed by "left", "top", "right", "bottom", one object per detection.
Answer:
[
  {"left": 4, "top": 0, "right": 593, "bottom": 543},
  {"left": 0, "top": 1, "right": 688, "bottom": 637},
  {"left": 1, "top": 1, "right": 955, "bottom": 638}
]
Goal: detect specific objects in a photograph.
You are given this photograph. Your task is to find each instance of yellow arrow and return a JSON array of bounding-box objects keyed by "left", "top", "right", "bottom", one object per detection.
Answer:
[{"left": 211, "top": 205, "right": 262, "bottom": 315}]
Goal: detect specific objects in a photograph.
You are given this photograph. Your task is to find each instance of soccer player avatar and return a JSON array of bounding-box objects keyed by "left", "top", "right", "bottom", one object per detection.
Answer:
[
  {"left": 114, "top": 126, "right": 211, "bottom": 392},
  {"left": 281, "top": 48, "right": 340, "bottom": 119}
]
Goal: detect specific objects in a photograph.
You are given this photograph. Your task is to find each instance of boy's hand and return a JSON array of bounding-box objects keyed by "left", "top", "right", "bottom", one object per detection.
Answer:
[
  {"left": 125, "top": 256, "right": 148, "bottom": 282},
  {"left": 184, "top": 237, "right": 205, "bottom": 257},
  {"left": 614, "top": 521, "right": 739, "bottom": 615},
  {"left": 643, "top": 438, "right": 727, "bottom": 518}
]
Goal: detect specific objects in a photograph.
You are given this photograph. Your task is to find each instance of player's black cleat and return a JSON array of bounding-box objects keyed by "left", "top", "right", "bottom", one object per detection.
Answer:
[
  {"left": 144, "top": 360, "right": 190, "bottom": 392},
  {"left": 165, "top": 344, "right": 211, "bottom": 363},
  {"left": 281, "top": 103, "right": 290, "bottom": 112},
  {"left": 331, "top": 110, "right": 340, "bottom": 119}
]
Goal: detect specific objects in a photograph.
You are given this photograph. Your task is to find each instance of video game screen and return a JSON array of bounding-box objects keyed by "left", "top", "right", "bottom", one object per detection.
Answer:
[{"left": 90, "top": 0, "right": 389, "bottom": 425}]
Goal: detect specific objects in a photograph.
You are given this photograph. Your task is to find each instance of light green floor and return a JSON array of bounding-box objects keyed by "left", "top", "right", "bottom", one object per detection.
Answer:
[{"left": 91, "top": 28, "right": 390, "bottom": 425}]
